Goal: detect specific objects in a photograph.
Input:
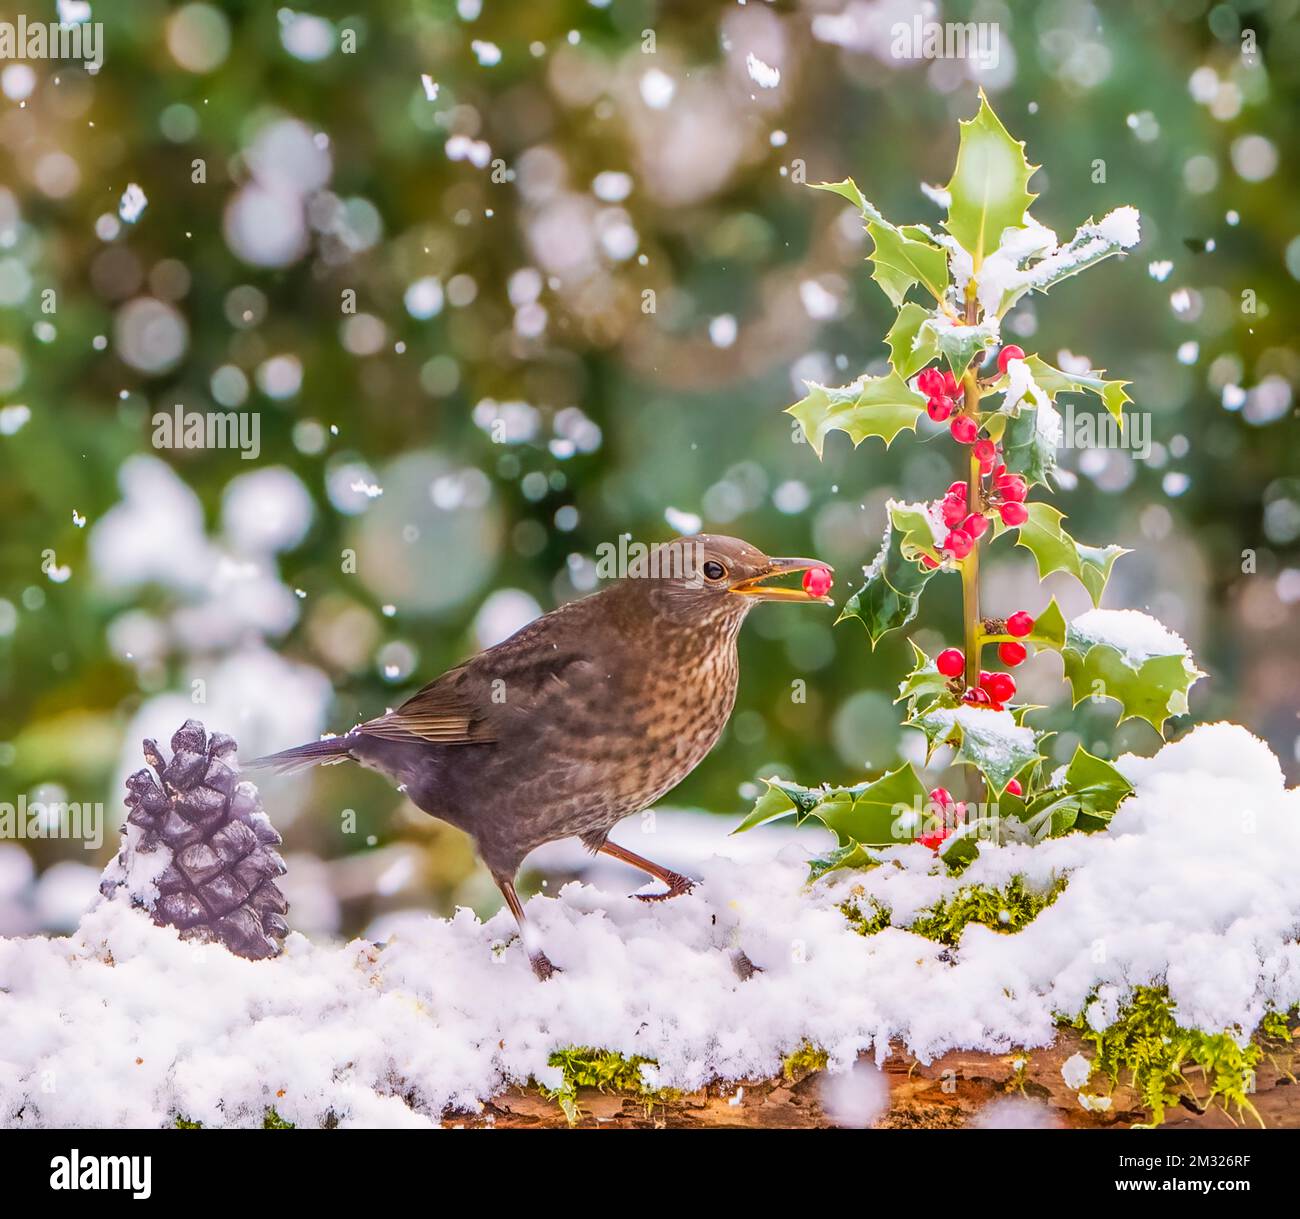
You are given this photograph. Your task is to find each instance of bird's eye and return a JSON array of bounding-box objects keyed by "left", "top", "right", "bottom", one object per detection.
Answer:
[{"left": 702, "top": 560, "right": 727, "bottom": 581}]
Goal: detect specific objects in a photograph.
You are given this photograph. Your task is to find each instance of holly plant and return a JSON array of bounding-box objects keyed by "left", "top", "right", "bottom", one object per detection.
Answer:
[{"left": 739, "top": 92, "right": 1204, "bottom": 870}]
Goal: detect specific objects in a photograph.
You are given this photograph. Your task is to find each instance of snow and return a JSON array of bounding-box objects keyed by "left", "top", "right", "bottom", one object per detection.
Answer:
[
  {"left": 1069, "top": 608, "right": 1190, "bottom": 666},
  {"left": 118, "top": 183, "right": 147, "bottom": 224},
  {"left": 2, "top": 723, "right": 1298, "bottom": 1127},
  {"left": 664, "top": 506, "right": 702, "bottom": 536},
  {"left": 745, "top": 53, "right": 781, "bottom": 89}
]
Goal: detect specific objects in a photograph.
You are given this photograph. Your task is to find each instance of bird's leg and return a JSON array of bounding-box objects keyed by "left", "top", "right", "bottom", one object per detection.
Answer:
[
  {"left": 593, "top": 839, "right": 697, "bottom": 902},
  {"left": 496, "top": 875, "right": 560, "bottom": 980}
]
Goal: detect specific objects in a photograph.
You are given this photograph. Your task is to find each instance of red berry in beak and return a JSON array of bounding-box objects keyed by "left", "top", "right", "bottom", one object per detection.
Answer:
[
  {"left": 998, "top": 641, "right": 1027, "bottom": 666},
  {"left": 801, "top": 566, "right": 834, "bottom": 598},
  {"left": 950, "top": 415, "right": 979, "bottom": 445},
  {"left": 1006, "top": 611, "right": 1034, "bottom": 637},
  {"left": 936, "top": 648, "right": 965, "bottom": 677},
  {"left": 997, "top": 345, "right": 1026, "bottom": 375},
  {"left": 999, "top": 502, "right": 1029, "bottom": 527}
]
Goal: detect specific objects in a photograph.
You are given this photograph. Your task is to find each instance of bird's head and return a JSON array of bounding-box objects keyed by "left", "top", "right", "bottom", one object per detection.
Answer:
[{"left": 623, "top": 534, "right": 834, "bottom": 627}]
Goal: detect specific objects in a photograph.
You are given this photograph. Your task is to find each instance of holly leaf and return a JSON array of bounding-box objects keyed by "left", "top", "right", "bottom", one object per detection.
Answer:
[
  {"left": 788, "top": 373, "right": 927, "bottom": 458},
  {"left": 1060, "top": 612, "right": 1204, "bottom": 732},
  {"left": 807, "top": 842, "right": 880, "bottom": 882},
  {"left": 1001, "top": 400, "right": 1057, "bottom": 487},
  {"left": 885, "top": 302, "right": 940, "bottom": 379},
  {"left": 1013, "top": 503, "right": 1128, "bottom": 606},
  {"left": 1021, "top": 597, "right": 1068, "bottom": 651},
  {"left": 811, "top": 179, "right": 948, "bottom": 305},
  {"left": 994, "top": 210, "right": 1142, "bottom": 315},
  {"left": 866, "top": 221, "right": 949, "bottom": 306},
  {"left": 735, "top": 764, "right": 931, "bottom": 849},
  {"left": 944, "top": 90, "right": 1038, "bottom": 270},
  {"left": 814, "top": 763, "right": 931, "bottom": 848},
  {"left": 911, "top": 704, "right": 1043, "bottom": 795},
  {"left": 838, "top": 502, "right": 942, "bottom": 648},
  {"left": 1024, "top": 355, "right": 1131, "bottom": 426}
]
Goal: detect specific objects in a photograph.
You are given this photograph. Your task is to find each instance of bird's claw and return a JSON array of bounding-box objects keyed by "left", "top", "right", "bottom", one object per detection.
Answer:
[
  {"left": 529, "top": 950, "right": 562, "bottom": 981},
  {"left": 633, "top": 874, "right": 697, "bottom": 902}
]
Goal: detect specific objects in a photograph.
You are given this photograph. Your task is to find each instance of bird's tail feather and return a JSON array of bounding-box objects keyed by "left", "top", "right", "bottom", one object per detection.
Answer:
[{"left": 248, "top": 736, "right": 354, "bottom": 776}]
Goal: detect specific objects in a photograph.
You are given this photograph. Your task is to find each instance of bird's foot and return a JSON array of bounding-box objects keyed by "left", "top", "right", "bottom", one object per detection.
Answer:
[
  {"left": 633, "top": 873, "right": 697, "bottom": 902},
  {"left": 529, "top": 950, "right": 562, "bottom": 981}
]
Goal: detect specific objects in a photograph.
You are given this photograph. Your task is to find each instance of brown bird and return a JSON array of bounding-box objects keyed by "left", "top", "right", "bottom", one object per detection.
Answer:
[{"left": 254, "top": 535, "right": 832, "bottom": 978}]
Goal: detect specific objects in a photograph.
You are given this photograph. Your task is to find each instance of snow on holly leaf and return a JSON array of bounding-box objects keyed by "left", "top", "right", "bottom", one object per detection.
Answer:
[
  {"left": 811, "top": 180, "right": 948, "bottom": 306},
  {"left": 943, "top": 90, "right": 1038, "bottom": 271},
  {"left": 1011, "top": 503, "right": 1128, "bottom": 607},
  {"left": 911, "top": 704, "right": 1043, "bottom": 796},
  {"left": 920, "top": 311, "right": 999, "bottom": 379},
  {"left": 839, "top": 501, "right": 944, "bottom": 648},
  {"left": 788, "top": 372, "right": 926, "bottom": 458},
  {"left": 1060, "top": 609, "right": 1204, "bottom": 732}
]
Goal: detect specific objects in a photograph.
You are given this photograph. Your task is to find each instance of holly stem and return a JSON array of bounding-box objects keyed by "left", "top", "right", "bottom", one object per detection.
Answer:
[{"left": 961, "top": 375, "right": 982, "bottom": 691}]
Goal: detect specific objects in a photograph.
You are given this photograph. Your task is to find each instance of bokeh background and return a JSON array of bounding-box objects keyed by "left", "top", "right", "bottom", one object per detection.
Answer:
[{"left": 1, "top": 0, "right": 1296, "bottom": 939}]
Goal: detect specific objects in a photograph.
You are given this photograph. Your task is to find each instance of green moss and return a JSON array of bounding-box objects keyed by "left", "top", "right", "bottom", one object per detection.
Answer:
[
  {"left": 174, "top": 1116, "right": 202, "bottom": 1129},
  {"left": 539, "top": 1047, "right": 676, "bottom": 1125},
  {"left": 1068, "top": 986, "right": 1275, "bottom": 1126},
  {"left": 782, "top": 1042, "right": 829, "bottom": 1080},
  {"left": 262, "top": 1107, "right": 295, "bottom": 1129},
  {"left": 906, "top": 876, "right": 1066, "bottom": 946},
  {"left": 840, "top": 893, "right": 891, "bottom": 936}
]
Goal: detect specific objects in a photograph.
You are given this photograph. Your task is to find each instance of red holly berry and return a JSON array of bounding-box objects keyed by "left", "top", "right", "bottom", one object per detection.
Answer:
[
  {"left": 946, "top": 481, "right": 968, "bottom": 500},
  {"left": 983, "top": 671, "right": 1016, "bottom": 703},
  {"left": 929, "top": 786, "right": 953, "bottom": 808},
  {"left": 962, "top": 686, "right": 991, "bottom": 706},
  {"left": 974, "top": 438, "right": 997, "bottom": 470},
  {"left": 921, "top": 553, "right": 940, "bottom": 570},
  {"left": 997, "top": 473, "right": 1028, "bottom": 503},
  {"left": 927, "top": 394, "right": 955, "bottom": 423},
  {"left": 999, "top": 501, "right": 1029, "bottom": 527},
  {"left": 941, "top": 495, "right": 967, "bottom": 527},
  {"left": 943, "top": 370, "right": 959, "bottom": 396},
  {"left": 1006, "top": 611, "right": 1034, "bottom": 637},
  {"left": 997, "top": 345, "right": 1025, "bottom": 375},
  {"left": 917, "top": 368, "right": 944, "bottom": 397},
  {"left": 962, "top": 512, "right": 989, "bottom": 539},
  {"left": 918, "top": 827, "right": 950, "bottom": 853},
  {"left": 950, "top": 415, "right": 979, "bottom": 444},
  {"left": 998, "top": 641, "right": 1027, "bottom": 666},
  {"left": 802, "top": 566, "right": 833, "bottom": 598},
  {"left": 1005, "top": 778, "right": 1023, "bottom": 797},
  {"left": 943, "top": 528, "right": 973, "bottom": 559},
  {"left": 936, "top": 648, "right": 964, "bottom": 677},
  {"left": 991, "top": 462, "right": 1007, "bottom": 482}
]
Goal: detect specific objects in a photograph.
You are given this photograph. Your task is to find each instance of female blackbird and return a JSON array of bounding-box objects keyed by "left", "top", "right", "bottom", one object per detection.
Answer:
[{"left": 254, "top": 535, "right": 832, "bottom": 978}]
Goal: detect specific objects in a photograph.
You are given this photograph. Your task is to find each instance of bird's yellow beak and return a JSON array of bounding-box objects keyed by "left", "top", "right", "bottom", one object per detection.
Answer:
[{"left": 729, "top": 557, "right": 834, "bottom": 604}]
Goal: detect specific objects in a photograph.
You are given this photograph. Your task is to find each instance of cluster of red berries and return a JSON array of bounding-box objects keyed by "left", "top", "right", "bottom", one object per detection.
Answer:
[
  {"left": 917, "top": 366, "right": 961, "bottom": 422},
  {"left": 918, "top": 774, "right": 1024, "bottom": 851},
  {"left": 933, "top": 609, "right": 1035, "bottom": 704}
]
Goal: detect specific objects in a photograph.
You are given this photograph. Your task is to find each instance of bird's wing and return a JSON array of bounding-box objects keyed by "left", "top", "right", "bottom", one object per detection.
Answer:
[{"left": 359, "top": 666, "right": 495, "bottom": 744}]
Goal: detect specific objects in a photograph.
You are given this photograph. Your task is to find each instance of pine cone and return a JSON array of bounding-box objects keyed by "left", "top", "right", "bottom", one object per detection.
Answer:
[{"left": 100, "top": 719, "right": 289, "bottom": 959}]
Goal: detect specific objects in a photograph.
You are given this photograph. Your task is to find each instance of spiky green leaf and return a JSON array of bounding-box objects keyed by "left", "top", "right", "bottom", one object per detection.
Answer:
[
  {"left": 885, "top": 302, "right": 940, "bottom": 379},
  {"left": 788, "top": 373, "right": 927, "bottom": 459},
  {"left": 1013, "top": 503, "right": 1128, "bottom": 606}
]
